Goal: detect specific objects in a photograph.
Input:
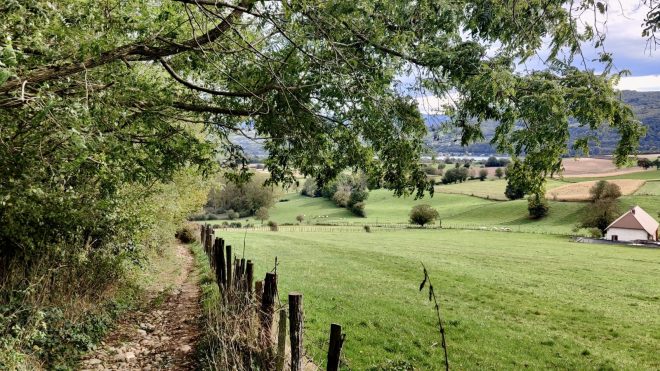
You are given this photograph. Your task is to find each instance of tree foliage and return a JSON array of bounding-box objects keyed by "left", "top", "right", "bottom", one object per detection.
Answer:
[
  {"left": 409, "top": 204, "right": 440, "bottom": 227},
  {"left": 581, "top": 181, "right": 622, "bottom": 234},
  {"left": 527, "top": 194, "right": 549, "bottom": 219}
]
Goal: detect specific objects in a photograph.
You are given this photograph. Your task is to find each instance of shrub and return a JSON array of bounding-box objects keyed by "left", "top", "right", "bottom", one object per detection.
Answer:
[
  {"left": 206, "top": 173, "right": 278, "bottom": 216},
  {"left": 255, "top": 206, "right": 269, "bottom": 225},
  {"left": 301, "top": 178, "right": 319, "bottom": 197},
  {"left": 478, "top": 168, "right": 488, "bottom": 181},
  {"left": 296, "top": 214, "right": 305, "bottom": 224},
  {"left": 494, "top": 167, "right": 504, "bottom": 179},
  {"left": 332, "top": 188, "right": 351, "bottom": 207},
  {"left": 364, "top": 225, "right": 371, "bottom": 233},
  {"left": 409, "top": 204, "right": 440, "bottom": 227},
  {"left": 267, "top": 220, "right": 278, "bottom": 231},
  {"left": 527, "top": 194, "right": 549, "bottom": 219},
  {"left": 229, "top": 222, "right": 242, "bottom": 228},
  {"left": 175, "top": 224, "right": 197, "bottom": 243},
  {"left": 227, "top": 209, "right": 240, "bottom": 220},
  {"left": 588, "top": 228, "right": 603, "bottom": 238},
  {"left": 350, "top": 202, "right": 366, "bottom": 217}
]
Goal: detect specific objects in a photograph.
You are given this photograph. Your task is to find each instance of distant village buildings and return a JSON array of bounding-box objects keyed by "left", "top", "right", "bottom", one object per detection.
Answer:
[{"left": 605, "top": 206, "right": 659, "bottom": 242}]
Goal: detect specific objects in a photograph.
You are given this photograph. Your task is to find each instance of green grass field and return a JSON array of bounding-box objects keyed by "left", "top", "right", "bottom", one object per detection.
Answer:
[
  {"left": 223, "top": 188, "right": 658, "bottom": 236},
  {"left": 218, "top": 229, "right": 660, "bottom": 370},
  {"left": 635, "top": 180, "right": 660, "bottom": 196}
]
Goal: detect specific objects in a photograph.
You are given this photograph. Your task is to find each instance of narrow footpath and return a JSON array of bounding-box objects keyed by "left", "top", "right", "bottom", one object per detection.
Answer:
[{"left": 80, "top": 244, "right": 202, "bottom": 370}]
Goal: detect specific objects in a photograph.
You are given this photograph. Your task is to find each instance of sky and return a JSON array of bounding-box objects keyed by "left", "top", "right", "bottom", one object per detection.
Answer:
[{"left": 415, "top": 2, "right": 660, "bottom": 114}]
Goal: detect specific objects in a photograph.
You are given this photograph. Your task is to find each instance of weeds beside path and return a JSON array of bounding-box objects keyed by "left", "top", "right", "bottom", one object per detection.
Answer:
[{"left": 79, "top": 244, "right": 202, "bottom": 370}]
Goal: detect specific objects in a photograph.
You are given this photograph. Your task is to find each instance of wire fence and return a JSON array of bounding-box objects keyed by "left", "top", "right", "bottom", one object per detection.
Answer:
[{"left": 211, "top": 222, "right": 576, "bottom": 236}]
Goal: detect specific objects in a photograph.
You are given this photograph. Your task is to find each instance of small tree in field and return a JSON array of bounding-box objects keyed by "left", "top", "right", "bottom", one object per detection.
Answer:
[
  {"left": 581, "top": 181, "right": 622, "bottom": 234},
  {"left": 296, "top": 214, "right": 305, "bottom": 224},
  {"left": 409, "top": 204, "right": 440, "bottom": 227},
  {"left": 495, "top": 167, "right": 504, "bottom": 179},
  {"left": 255, "top": 207, "right": 269, "bottom": 225},
  {"left": 637, "top": 158, "right": 652, "bottom": 169},
  {"left": 527, "top": 194, "right": 549, "bottom": 219},
  {"left": 478, "top": 168, "right": 488, "bottom": 181}
]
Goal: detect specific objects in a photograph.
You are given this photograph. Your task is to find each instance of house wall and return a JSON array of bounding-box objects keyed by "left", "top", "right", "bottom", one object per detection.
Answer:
[{"left": 605, "top": 228, "right": 649, "bottom": 241}]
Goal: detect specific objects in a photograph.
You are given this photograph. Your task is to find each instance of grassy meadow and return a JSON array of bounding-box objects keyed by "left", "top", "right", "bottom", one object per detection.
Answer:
[{"left": 219, "top": 229, "right": 660, "bottom": 370}]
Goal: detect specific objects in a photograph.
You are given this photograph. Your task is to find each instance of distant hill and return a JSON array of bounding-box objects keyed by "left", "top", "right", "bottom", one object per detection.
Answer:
[{"left": 234, "top": 90, "right": 660, "bottom": 158}]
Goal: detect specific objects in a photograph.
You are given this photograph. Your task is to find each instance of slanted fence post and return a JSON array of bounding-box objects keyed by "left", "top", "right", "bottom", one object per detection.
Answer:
[
  {"left": 327, "top": 323, "right": 344, "bottom": 371},
  {"left": 289, "top": 292, "right": 303, "bottom": 371},
  {"left": 276, "top": 309, "right": 287, "bottom": 371}
]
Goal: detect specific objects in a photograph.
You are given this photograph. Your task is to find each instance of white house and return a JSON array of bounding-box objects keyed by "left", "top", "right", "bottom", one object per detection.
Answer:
[{"left": 604, "top": 206, "right": 659, "bottom": 242}]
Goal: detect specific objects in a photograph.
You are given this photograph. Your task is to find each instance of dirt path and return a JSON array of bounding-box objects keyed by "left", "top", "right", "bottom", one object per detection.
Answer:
[{"left": 80, "top": 244, "right": 202, "bottom": 370}]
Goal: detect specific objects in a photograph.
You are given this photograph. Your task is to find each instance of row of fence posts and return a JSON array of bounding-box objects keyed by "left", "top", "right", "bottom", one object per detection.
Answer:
[{"left": 200, "top": 224, "right": 345, "bottom": 370}]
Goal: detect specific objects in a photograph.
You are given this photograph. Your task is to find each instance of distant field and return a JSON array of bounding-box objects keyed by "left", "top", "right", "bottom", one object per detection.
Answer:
[
  {"left": 211, "top": 187, "right": 659, "bottom": 236},
  {"left": 635, "top": 180, "right": 660, "bottom": 196},
  {"left": 548, "top": 179, "right": 646, "bottom": 201},
  {"left": 561, "top": 169, "right": 660, "bottom": 183},
  {"left": 436, "top": 179, "right": 566, "bottom": 201},
  {"left": 559, "top": 158, "right": 645, "bottom": 178},
  {"left": 218, "top": 230, "right": 660, "bottom": 370}
]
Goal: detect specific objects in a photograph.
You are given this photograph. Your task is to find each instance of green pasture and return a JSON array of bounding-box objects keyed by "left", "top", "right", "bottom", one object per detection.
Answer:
[
  {"left": 435, "top": 178, "right": 567, "bottom": 201},
  {"left": 218, "top": 229, "right": 660, "bottom": 370}
]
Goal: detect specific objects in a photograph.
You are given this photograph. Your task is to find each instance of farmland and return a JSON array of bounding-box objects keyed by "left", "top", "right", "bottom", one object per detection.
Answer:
[
  {"left": 202, "top": 168, "right": 660, "bottom": 369},
  {"left": 217, "top": 229, "right": 660, "bottom": 370}
]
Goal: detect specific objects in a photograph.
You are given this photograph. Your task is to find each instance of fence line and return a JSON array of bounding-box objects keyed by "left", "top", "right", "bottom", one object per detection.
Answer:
[
  {"left": 208, "top": 223, "right": 573, "bottom": 236},
  {"left": 200, "top": 224, "right": 344, "bottom": 370}
]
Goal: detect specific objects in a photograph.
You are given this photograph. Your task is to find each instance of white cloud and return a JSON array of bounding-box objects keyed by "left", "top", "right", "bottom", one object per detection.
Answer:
[
  {"left": 617, "top": 74, "right": 660, "bottom": 91},
  {"left": 415, "top": 93, "right": 459, "bottom": 115}
]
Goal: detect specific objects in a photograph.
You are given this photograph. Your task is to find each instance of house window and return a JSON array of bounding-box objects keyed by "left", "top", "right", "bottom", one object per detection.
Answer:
[{"left": 611, "top": 235, "right": 618, "bottom": 241}]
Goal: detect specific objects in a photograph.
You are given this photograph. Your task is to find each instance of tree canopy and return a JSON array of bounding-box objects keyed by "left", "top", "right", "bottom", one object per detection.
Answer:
[{"left": 1, "top": 0, "right": 651, "bottom": 199}]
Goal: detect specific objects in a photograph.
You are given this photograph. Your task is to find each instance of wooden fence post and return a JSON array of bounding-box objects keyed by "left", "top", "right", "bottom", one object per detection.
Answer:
[
  {"left": 226, "top": 245, "right": 232, "bottom": 291},
  {"left": 246, "top": 260, "right": 254, "bottom": 295},
  {"left": 255, "top": 280, "right": 263, "bottom": 304},
  {"left": 260, "top": 273, "right": 277, "bottom": 347},
  {"left": 327, "top": 323, "right": 344, "bottom": 371},
  {"left": 289, "top": 292, "right": 303, "bottom": 371},
  {"left": 218, "top": 238, "right": 226, "bottom": 286},
  {"left": 276, "top": 309, "right": 287, "bottom": 371},
  {"left": 239, "top": 258, "right": 246, "bottom": 291}
]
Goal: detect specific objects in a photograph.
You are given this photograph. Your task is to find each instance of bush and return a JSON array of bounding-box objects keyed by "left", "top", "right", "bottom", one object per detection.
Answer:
[
  {"left": 478, "top": 168, "right": 488, "bottom": 181},
  {"left": 350, "top": 202, "right": 366, "bottom": 217},
  {"left": 206, "top": 173, "right": 278, "bottom": 216},
  {"left": 332, "top": 188, "right": 351, "bottom": 207},
  {"left": 229, "top": 222, "right": 242, "bottom": 228},
  {"left": 255, "top": 206, "right": 269, "bottom": 224},
  {"left": 301, "top": 178, "right": 319, "bottom": 197},
  {"left": 527, "top": 194, "right": 549, "bottom": 219},
  {"left": 409, "top": 204, "right": 440, "bottom": 226},
  {"left": 175, "top": 224, "right": 198, "bottom": 244},
  {"left": 227, "top": 209, "right": 240, "bottom": 220},
  {"left": 364, "top": 225, "right": 371, "bottom": 233},
  {"left": 494, "top": 167, "right": 504, "bottom": 179},
  {"left": 296, "top": 214, "right": 305, "bottom": 224},
  {"left": 267, "top": 220, "right": 278, "bottom": 231},
  {"left": 588, "top": 228, "right": 603, "bottom": 238}
]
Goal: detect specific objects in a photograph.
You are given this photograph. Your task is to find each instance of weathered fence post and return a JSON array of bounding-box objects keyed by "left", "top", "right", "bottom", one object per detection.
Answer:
[
  {"left": 246, "top": 260, "right": 254, "bottom": 295},
  {"left": 276, "top": 309, "right": 287, "bottom": 371},
  {"left": 289, "top": 292, "right": 303, "bottom": 371},
  {"left": 226, "top": 245, "right": 232, "bottom": 291},
  {"left": 255, "top": 280, "right": 263, "bottom": 304},
  {"left": 327, "top": 323, "right": 344, "bottom": 371},
  {"left": 260, "top": 273, "right": 277, "bottom": 347},
  {"left": 239, "top": 258, "right": 246, "bottom": 291}
]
